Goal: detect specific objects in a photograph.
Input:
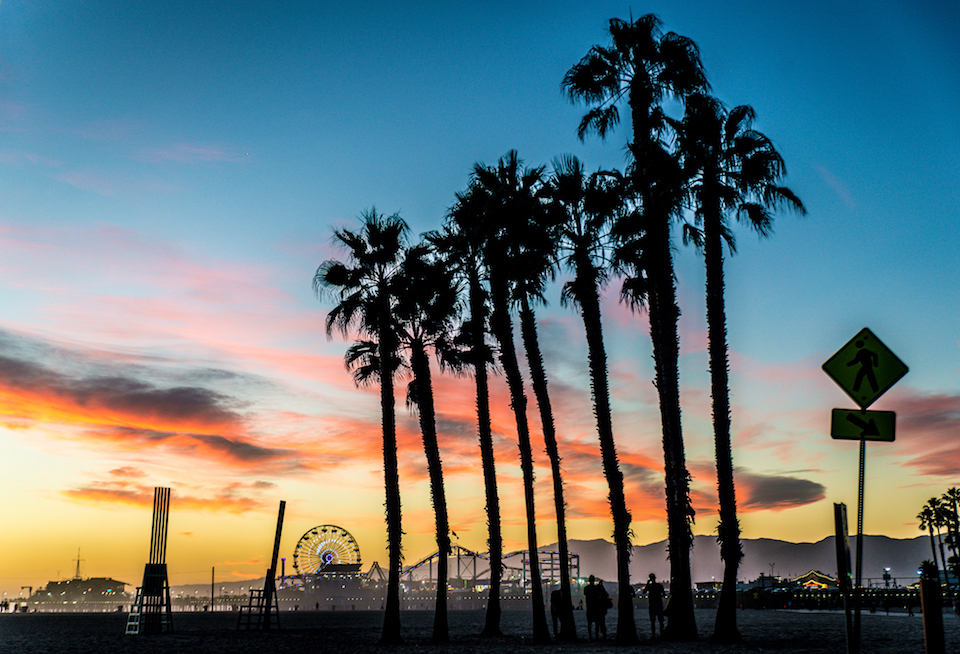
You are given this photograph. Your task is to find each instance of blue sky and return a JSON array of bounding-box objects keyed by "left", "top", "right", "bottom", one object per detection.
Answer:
[{"left": 0, "top": 1, "right": 958, "bottom": 594}]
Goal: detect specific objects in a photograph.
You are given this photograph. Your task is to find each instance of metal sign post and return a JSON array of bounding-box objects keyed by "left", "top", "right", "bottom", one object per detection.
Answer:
[{"left": 823, "top": 328, "right": 907, "bottom": 654}]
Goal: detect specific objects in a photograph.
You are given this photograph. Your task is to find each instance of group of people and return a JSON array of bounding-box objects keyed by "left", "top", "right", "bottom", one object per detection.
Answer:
[{"left": 549, "top": 573, "right": 667, "bottom": 640}]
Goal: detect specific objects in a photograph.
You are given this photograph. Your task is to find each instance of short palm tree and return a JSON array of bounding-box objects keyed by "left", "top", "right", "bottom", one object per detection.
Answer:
[
  {"left": 674, "top": 92, "right": 805, "bottom": 643},
  {"left": 564, "top": 14, "right": 708, "bottom": 641},
  {"left": 313, "top": 209, "right": 408, "bottom": 644},
  {"left": 930, "top": 497, "right": 951, "bottom": 583},
  {"left": 392, "top": 242, "right": 462, "bottom": 642},
  {"left": 944, "top": 488, "right": 960, "bottom": 559},
  {"left": 919, "top": 504, "right": 941, "bottom": 574},
  {"left": 550, "top": 155, "right": 635, "bottom": 639}
]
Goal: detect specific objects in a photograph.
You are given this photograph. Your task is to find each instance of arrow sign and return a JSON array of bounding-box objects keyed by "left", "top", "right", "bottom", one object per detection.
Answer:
[
  {"left": 822, "top": 328, "right": 908, "bottom": 409},
  {"left": 831, "top": 409, "right": 896, "bottom": 442}
]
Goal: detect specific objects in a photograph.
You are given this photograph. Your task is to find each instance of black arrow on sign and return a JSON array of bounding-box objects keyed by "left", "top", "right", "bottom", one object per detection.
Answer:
[{"left": 845, "top": 413, "right": 880, "bottom": 438}]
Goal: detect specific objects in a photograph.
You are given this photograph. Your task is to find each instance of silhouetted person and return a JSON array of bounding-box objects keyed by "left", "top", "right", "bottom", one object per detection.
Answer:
[
  {"left": 848, "top": 339, "right": 879, "bottom": 392},
  {"left": 644, "top": 573, "right": 665, "bottom": 639},
  {"left": 583, "top": 575, "right": 609, "bottom": 640},
  {"left": 549, "top": 588, "right": 563, "bottom": 638}
]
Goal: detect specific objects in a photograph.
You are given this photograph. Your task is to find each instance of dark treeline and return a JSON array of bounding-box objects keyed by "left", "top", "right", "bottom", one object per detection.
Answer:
[{"left": 315, "top": 14, "right": 802, "bottom": 646}]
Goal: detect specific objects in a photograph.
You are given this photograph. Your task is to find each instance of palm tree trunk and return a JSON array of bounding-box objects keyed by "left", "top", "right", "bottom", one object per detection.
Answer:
[
  {"left": 573, "top": 270, "right": 637, "bottom": 644},
  {"left": 704, "top": 199, "right": 742, "bottom": 644},
  {"left": 468, "top": 266, "right": 503, "bottom": 637},
  {"left": 518, "top": 296, "right": 577, "bottom": 642},
  {"left": 410, "top": 341, "right": 450, "bottom": 642},
  {"left": 378, "top": 297, "right": 403, "bottom": 645},
  {"left": 488, "top": 272, "right": 551, "bottom": 644},
  {"left": 936, "top": 524, "right": 948, "bottom": 581},
  {"left": 647, "top": 212, "right": 697, "bottom": 641},
  {"left": 929, "top": 527, "right": 940, "bottom": 570}
]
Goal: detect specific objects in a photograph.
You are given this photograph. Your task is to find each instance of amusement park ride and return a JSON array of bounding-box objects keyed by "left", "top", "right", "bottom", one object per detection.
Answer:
[{"left": 274, "top": 524, "right": 580, "bottom": 611}]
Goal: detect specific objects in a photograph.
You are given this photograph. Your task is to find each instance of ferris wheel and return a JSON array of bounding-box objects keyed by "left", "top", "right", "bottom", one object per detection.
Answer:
[{"left": 292, "top": 525, "right": 361, "bottom": 575}]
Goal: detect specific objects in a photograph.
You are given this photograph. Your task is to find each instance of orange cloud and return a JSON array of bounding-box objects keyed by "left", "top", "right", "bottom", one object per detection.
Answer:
[{"left": 62, "top": 479, "right": 273, "bottom": 514}]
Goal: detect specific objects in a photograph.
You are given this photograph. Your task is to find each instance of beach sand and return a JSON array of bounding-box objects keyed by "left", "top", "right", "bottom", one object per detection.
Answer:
[{"left": 1, "top": 608, "right": 957, "bottom": 653}]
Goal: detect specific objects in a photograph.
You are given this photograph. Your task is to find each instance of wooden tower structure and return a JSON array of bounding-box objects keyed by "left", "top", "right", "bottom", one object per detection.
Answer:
[{"left": 126, "top": 487, "right": 173, "bottom": 635}]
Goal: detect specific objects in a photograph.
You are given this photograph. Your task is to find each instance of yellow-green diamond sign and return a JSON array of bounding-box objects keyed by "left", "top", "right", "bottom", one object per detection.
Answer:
[{"left": 822, "top": 328, "right": 908, "bottom": 409}]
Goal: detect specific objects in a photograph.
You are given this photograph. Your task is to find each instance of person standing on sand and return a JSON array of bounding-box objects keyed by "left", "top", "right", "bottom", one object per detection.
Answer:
[
  {"left": 644, "top": 573, "right": 665, "bottom": 639},
  {"left": 550, "top": 588, "right": 563, "bottom": 638},
  {"left": 583, "top": 575, "right": 609, "bottom": 640}
]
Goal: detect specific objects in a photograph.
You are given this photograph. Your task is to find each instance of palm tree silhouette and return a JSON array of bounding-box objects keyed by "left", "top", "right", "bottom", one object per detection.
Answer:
[
  {"left": 918, "top": 503, "right": 942, "bottom": 575},
  {"left": 313, "top": 209, "right": 408, "bottom": 645},
  {"left": 944, "top": 488, "right": 960, "bottom": 559},
  {"left": 391, "top": 242, "right": 462, "bottom": 642},
  {"left": 549, "top": 155, "right": 634, "bottom": 640},
  {"left": 471, "top": 151, "right": 551, "bottom": 643},
  {"left": 674, "top": 92, "right": 805, "bottom": 643},
  {"left": 929, "top": 496, "right": 951, "bottom": 585},
  {"left": 430, "top": 198, "right": 505, "bottom": 636},
  {"left": 505, "top": 165, "right": 579, "bottom": 642},
  {"left": 564, "top": 14, "right": 707, "bottom": 641}
]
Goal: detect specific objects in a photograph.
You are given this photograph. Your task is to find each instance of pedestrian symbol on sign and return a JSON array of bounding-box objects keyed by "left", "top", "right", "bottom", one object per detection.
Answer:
[{"left": 848, "top": 339, "right": 879, "bottom": 394}]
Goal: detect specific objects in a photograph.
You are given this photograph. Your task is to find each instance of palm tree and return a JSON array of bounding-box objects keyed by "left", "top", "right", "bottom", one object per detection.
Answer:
[
  {"left": 929, "top": 497, "right": 951, "bottom": 583},
  {"left": 509, "top": 188, "right": 579, "bottom": 642},
  {"left": 470, "top": 151, "right": 551, "bottom": 643},
  {"left": 549, "top": 155, "right": 636, "bottom": 640},
  {"left": 392, "top": 242, "right": 462, "bottom": 642},
  {"left": 563, "top": 14, "right": 708, "bottom": 641},
  {"left": 313, "top": 209, "right": 408, "bottom": 644},
  {"left": 430, "top": 200, "right": 504, "bottom": 636},
  {"left": 944, "top": 488, "right": 960, "bottom": 559},
  {"left": 674, "top": 92, "right": 805, "bottom": 643},
  {"left": 919, "top": 504, "right": 941, "bottom": 574}
]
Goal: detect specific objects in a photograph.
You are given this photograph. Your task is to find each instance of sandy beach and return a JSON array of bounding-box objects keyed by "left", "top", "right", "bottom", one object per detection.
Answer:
[{"left": 1, "top": 608, "right": 957, "bottom": 654}]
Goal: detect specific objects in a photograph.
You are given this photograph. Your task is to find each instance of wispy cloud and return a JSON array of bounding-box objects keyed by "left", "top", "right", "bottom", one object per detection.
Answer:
[
  {"left": 137, "top": 143, "right": 246, "bottom": 165},
  {"left": 62, "top": 478, "right": 273, "bottom": 514},
  {"left": 815, "top": 164, "right": 856, "bottom": 209},
  {"left": 0, "top": 150, "right": 62, "bottom": 168},
  {"left": 54, "top": 169, "right": 179, "bottom": 197}
]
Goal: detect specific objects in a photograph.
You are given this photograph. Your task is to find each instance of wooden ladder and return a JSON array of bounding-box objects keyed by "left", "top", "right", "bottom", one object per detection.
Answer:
[{"left": 124, "top": 587, "right": 143, "bottom": 635}]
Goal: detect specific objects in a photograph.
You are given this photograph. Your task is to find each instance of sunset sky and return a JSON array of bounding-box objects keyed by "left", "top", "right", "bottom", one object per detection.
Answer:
[{"left": 1, "top": 1, "right": 958, "bottom": 598}]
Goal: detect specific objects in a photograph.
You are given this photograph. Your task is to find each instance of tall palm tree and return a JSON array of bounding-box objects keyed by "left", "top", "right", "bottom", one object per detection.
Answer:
[
  {"left": 549, "top": 155, "right": 636, "bottom": 640},
  {"left": 392, "top": 242, "right": 462, "bottom": 642},
  {"left": 429, "top": 201, "right": 504, "bottom": 636},
  {"left": 509, "top": 190, "right": 579, "bottom": 642},
  {"left": 471, "top": 151, "right": 551, "bottom": 643},
  {"left": 313, "top": 209, "right": 408, "bottom": 644},
  {"left": 563, "top": 14, "right": 708, "bottom": 641},
  {"left": 674, "top": 92, "right": 805, "bottom": 643}
]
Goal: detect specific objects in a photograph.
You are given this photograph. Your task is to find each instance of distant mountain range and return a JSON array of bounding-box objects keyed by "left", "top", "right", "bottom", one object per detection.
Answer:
[{"left": 558, "top": 535, "right": 932, "bottom": 586}]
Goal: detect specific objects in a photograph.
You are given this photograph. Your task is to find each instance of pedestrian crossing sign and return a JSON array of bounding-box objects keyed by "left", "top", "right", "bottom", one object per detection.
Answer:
[{"left": 822, "top": 328, "right": 908, "bottom": 409}]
